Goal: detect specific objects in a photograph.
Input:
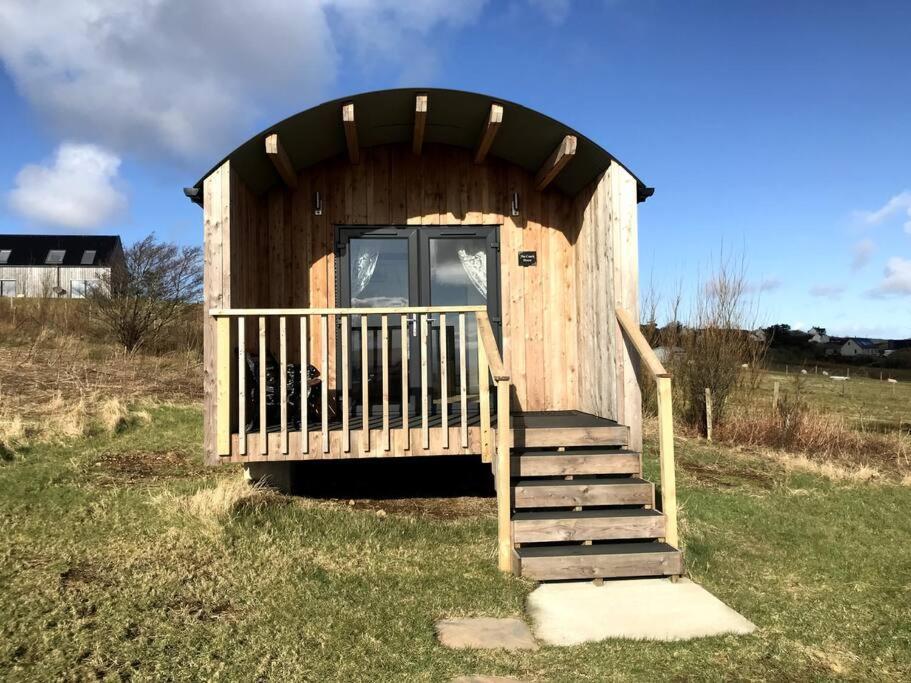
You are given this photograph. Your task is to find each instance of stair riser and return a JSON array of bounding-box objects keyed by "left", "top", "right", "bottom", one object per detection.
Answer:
[
  {"left": 520, "top": 551, "right": 683, "bottom": 580},
  {"left": 513, "top": 483, "right": 652, "bottom": 508},
  {"left": 513, "top": 515, "right": 666, "bottom": 543},
  {"left": 512, "top": 454, "right": 640, "bottom": 477},
  {"left": 512, "top": 426, "right": 629, "bottom": 449}
]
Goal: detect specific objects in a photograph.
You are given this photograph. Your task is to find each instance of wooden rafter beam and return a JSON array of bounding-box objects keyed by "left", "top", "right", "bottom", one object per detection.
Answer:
[
  {"left": 264, "top": 133, "right": 297, "bottom": 188},
  {"left": 342, "top": 102, "right": 359, "bottom": 164},
  {"left": 474, "top": 103, "right": 503, "bottom": 164},
  {"left": 534, "top": 134, "right": 577, "bottom": 191},
  {"left": 412, "top": 93, "right": 428, "bottom": 155}
]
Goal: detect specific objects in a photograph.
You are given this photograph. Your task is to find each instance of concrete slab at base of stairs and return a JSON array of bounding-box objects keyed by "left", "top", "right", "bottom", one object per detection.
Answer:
[{"left": 527, "top": 578, "right": 756, "bottom": 645}]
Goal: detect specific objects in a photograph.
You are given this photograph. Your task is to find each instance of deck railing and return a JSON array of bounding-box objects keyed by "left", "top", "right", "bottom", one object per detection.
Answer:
[
  {"left": 616, "top": 307, "right": 679, "bottom": 548},
  {"left": 212, "top": 304, "right": 513, "bottom": 568}
]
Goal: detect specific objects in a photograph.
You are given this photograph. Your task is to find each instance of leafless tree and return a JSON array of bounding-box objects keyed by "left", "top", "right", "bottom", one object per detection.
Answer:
[{"left": 88, "top": 235, "right": 202, "bottom": 352}]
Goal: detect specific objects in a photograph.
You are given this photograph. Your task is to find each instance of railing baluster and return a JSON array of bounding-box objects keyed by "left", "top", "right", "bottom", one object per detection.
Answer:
[
  {"left": 440, "top": 313, "right": 448, "bottom": 449},
  {"left": 259, "top": 316, "right": 267, "bottom": 455},
  {"left": 342, "top": 314, "right": 350, "bottom": 452},
  {"left": 300, "top": 315, "right": 308, "bottom": 454},
  {"left": 459, "top": 313, "right": 467, "bottom": 448},
  {"left": 238, "top": 317, "right": 246, "bottom": 456},
  {"left": 321, "top": 314, "right": 329, "bottom": 453},
  {"left": 215, "top": 316, "right": 231, "bottom": 456},
  {"left": 279, "top": 315, "right": 288, "bottom": 454},
  {"left": 420, "top": 313, "right": 429, "bottom": 449},
  {"left": 478, "top": 315, "right": 491, "bottom": 463},
  {"left": 360, "top": 315, "right": 370, "bottom": 453},
  {"left": 496, "top": 379, "right": 511, "bottom": 571},
  {"left": 382, "top": 314, "right": 390, "bottom": 451},
  {"left": 401, "top": 313, "right": 410, "bottom": 451}
]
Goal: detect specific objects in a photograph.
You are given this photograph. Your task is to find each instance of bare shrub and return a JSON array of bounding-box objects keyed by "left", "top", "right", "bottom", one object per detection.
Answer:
[
  {"left": 654, "top": 254, "right": 767, "bottom": 434},
  {"left": 88, "top": 234, "right": 203, "bottom": 352}
]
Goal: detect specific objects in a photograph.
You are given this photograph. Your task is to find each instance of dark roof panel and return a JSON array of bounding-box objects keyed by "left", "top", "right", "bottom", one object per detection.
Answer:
[
  {"left": 192, "top": 88, "right": 651, "bottom": 202},
  {"left": 0, "top": 235, "right": 123, "bottom": 267}
]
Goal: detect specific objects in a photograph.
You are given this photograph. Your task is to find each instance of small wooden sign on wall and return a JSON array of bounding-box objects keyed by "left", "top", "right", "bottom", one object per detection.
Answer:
[{"left": 518, "top": 251, "right": 537, "bottom": 267}]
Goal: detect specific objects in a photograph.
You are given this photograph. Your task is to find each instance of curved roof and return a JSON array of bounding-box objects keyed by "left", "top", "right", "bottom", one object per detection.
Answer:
[{"left": 192, "top": 87, "right": 653, "bottom": 201}]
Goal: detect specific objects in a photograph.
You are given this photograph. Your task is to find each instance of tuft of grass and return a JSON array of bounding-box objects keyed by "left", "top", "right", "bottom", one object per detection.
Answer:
[{"left": 156, "top": 474, "right": 287, "bottom": 532}]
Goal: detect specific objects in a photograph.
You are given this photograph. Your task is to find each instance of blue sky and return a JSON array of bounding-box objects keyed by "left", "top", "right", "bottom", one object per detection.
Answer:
[{"left": 1, "top": 1, "right": 909, "bottom": 337}]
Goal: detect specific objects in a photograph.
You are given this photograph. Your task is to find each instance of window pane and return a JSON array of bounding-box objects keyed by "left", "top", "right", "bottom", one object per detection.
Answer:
[
  {"left": 81, "top": 250, "right": 96, "bottom": 265},
  {"left": 349, "top": 238, "right": 410, "bottom": 308},
  {"left": 46, "top": 249, "right": 65, "bottom": 264},
  {"left": 0, "top": 280, "right": 16, "bottom": 297},
  {"left": 428, "top": 237, "right": 487, "bottom": 306},
  {"left": 70, "top": 280, "right": 86, "bottom": 298},
  {"left": 0, "top": 249, "right": 10, "bottom": 264}
]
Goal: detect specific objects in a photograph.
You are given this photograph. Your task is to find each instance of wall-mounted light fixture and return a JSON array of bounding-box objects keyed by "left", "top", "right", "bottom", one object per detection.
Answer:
[
  {"left": 510, "top": 192, "right": 520, "bottom": 217},
  {"left": 314, "top": 191, "right": 323, "bottom": 216}
]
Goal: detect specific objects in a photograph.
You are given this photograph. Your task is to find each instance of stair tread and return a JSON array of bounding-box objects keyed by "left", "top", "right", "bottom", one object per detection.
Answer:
[
  {"left": 517, "top": 541, "right": 679, "bottom": 559},
  {"left": 514, "top": 448, "right": 639, "bottom": 457},
  {"left": 513, "top": 508, "right": 662, "bottom": 521},
  {"left": 514, "top": 476, "right": 648, "bottom": 488}
]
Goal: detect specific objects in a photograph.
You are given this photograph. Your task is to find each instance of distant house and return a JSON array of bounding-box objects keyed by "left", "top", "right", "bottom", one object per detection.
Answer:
[
  {"left": 749, "top": 328, "right": 767, "bottom": 343},
  {"left": 840, "top": 338, "right": 879, "bottom": 357},
  {"left": 0, "top": 235, "right": 124, "bottom": 298},
  {"left": 807, "top": 327, "right": 830, "bottom": 344}
]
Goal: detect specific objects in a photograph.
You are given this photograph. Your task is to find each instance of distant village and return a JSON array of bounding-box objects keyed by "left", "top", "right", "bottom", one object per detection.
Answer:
[{"left": 753, "top": 325, "right": 911, "bottom": 361}]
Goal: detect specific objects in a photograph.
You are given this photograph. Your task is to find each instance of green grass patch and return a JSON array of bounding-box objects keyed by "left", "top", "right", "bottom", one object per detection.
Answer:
[{"left": 1, "top": 406, "right": 909, "bottom": 681}]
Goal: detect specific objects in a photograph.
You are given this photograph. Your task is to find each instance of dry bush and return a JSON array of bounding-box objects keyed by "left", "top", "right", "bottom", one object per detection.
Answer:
[
  {"left": 648, "top": 254, "right": 767, "bottom": 433},
  {"left": 717, "top": 392, "right": 910, "bottom": 477}
]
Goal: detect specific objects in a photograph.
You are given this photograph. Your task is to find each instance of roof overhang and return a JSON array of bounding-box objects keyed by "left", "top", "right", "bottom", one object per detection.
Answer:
[{"left": 190, "top": 87, "right": 653, "bottom": 205}]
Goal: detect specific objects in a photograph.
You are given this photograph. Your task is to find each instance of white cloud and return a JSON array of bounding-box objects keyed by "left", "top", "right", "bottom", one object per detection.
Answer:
[
  {"left": 809, "top": 284, "right": 845, "bottom": 299},
  {"left": 869, "top": 257, "right": 911, "bottom": 298},
  {"left": 757, "top": 277, "right": 781, "bottom": 292},
  {"left": 856, "top": 190, "right": 911, "bottom": 234},
  {"left": 851, "top": 238, "right": 875, "bottom": 271},
  {"left": 8, "top": 143, "right": 126, "bottom": 229},
  {"left": 527, "top": 0, "right": 572, "bottom": 24},
  {"left": 0, "top": 0, "right": 487, "bottom": 162}
]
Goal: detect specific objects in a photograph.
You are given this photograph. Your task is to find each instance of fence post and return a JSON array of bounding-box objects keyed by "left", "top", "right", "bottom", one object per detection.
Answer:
[
  {"left": 772, "top": 380, "right": 780, "bottom": 409},
  {"left": 704, "top": 387, "right": 713, "bottom": 441}
]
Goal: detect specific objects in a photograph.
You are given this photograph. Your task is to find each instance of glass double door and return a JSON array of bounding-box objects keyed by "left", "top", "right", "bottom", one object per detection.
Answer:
[{"left": 337, "top": 226, "right": 500, "bottom": 420}]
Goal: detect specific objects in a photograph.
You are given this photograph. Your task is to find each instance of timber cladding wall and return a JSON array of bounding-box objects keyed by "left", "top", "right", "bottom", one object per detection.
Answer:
[{"left": 203, "top": 142, "right": 641, "bottom": 459}]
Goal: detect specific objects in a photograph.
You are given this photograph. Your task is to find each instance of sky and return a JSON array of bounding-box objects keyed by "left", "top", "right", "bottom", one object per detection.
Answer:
[{"left": 0, "top": 0, "right": 909, "bottom": 338}]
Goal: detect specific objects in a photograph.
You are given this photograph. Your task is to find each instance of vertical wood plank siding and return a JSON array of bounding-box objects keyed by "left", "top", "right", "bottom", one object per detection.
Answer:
[{"left": 202, "top": 144, "right": 638, "bottom": 461}]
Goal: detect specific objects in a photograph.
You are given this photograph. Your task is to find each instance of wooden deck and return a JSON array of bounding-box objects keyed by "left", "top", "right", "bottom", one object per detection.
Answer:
[{"left": 224, "top": 410, "right": 628, "bottom": 462}]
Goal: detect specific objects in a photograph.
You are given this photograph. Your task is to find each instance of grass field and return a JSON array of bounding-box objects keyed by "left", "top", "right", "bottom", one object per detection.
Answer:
[{"left": 2, "top": 402, "right": 909, "bottom": 681}]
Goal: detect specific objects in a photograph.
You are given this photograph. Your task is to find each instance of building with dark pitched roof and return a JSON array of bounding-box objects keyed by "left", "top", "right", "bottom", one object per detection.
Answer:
[{"left": 0, "top": 234, "right": 124, "bottom": 298}]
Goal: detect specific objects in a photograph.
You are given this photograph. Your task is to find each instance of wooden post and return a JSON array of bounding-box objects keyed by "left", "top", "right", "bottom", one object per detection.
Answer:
[
  {"left": 656, "top": 377, "right": 678, "bottom": 549},
  {"left": 259, "top": 316, "right": 267, "bottom": 455},
  {"left": 215, "top": 316, "right": 231, "bottom": 456},
  {"left": 237, "top": 317, "right": 246, "bottom": 456},
  {"left": 704, "top": 387, "right": 713, "bottom": 441},
  {"left": 496, "top": 380, "right": 512, "bottom": 572},
  {"left": 772, "top": 381, "right": 780, "bottom": 409}
]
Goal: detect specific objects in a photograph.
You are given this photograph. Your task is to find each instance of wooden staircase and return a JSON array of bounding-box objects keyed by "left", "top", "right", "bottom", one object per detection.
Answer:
[{"left": 506, "top": 433, "right": 683, "bottom": 581}]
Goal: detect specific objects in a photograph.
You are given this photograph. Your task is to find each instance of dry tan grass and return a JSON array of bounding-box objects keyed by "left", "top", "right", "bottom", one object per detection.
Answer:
[
  {"left": 156, "top": 474, "right": 287, "bottom": 532},
  {"left": 716, "top": 401, "right": 910, "bottom": 477}
]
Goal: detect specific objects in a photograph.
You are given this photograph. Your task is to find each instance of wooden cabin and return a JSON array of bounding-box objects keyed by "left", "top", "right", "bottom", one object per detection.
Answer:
[{"left": 192, "top": 88, "right": 681, "bottom": 581}]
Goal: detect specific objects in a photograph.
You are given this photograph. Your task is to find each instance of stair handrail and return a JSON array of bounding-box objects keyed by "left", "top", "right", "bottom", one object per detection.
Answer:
[
  {"left": 615, "top": 307, "right": 679, "bottom": 549},
  {"left": 476, "top": 311, "right": 513, "bottom": 572}
]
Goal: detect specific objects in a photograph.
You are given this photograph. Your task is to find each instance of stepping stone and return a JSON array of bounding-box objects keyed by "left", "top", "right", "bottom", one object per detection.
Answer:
[
  {"left": 527, "top": 577, "right": 756, "bottom": 645},
  {"left": 435, "top": 617, "right": 538, "bottom": 650}
]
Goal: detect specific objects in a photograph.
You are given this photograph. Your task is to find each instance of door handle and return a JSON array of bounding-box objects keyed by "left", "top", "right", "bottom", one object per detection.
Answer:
[{"left": 406, "top": 313, "right": 418, "bottom": 337}]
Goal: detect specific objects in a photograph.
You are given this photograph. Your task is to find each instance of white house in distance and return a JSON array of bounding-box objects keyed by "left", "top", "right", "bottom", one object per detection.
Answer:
[
  {"left": 808, "top": 327, "right": 830, "bottom": 344},
  {"left": 0, "top": 235, "right": 124, "bottom": 298},
  {"left": 840, "top": 338, "right": 879, "bottom": 357}
]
